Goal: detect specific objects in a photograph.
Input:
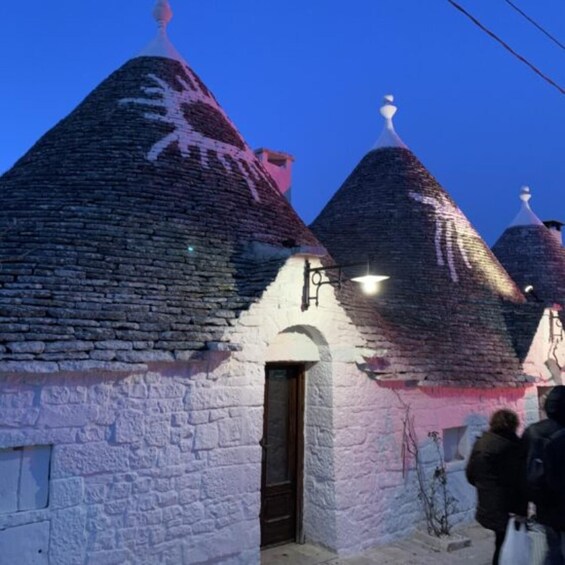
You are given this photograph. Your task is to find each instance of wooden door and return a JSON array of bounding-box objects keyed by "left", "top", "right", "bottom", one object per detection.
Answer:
[{"left": 260, "top": 364, "right": 304, "bottom": 547}]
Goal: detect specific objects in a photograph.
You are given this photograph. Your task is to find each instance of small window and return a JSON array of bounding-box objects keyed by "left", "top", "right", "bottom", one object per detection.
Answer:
[
  {"left": 443, "top": 427, "right": 467, "bottom": 462},
  {"left": 0, "top": 445, "right": 52, "bottom": 513}
]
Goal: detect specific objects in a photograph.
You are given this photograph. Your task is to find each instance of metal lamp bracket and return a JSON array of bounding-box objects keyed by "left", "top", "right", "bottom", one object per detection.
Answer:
[{"left": 302, "top": 259, "right": 346, "bottom": 310}]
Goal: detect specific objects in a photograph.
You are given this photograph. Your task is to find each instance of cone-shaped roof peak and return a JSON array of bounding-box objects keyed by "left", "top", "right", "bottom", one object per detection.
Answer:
[
  {"left": 138, "top": 0, "right": 184, "bottom": 63},
  {"left": 509, "top": 186, "right": 544, "bottom": 227},
  {"left": 494, "top": 187, "right": 565, "bottom": 306},
  {"left": 372, "top": 95, "right": 408, "bottom": 151}
]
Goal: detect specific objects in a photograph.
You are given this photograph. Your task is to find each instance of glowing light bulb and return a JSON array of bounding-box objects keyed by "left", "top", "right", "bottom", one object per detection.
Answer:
[
  {"left": 351, "top": 274, "right": 389, "bottom": 295},
  {"left": 361, "top": 279, "right": 379, "bottom": 295}
]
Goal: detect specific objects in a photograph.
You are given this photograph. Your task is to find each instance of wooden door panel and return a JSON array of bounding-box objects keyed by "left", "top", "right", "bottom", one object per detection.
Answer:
[
  {"left": 261, "top": 364, "right": 304, "bottom": 547},
  {"left": 263, "top": 491, "right": 294, "bottom": 520}
]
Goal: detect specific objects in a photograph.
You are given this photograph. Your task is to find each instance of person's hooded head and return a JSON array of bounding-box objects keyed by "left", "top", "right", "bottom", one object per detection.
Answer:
[{"left": 544, "top": 385, "right": 565, "bottom": 426}]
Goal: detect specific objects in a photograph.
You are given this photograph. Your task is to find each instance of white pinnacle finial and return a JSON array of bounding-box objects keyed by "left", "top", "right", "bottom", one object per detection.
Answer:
[
  {"left": 380, "top": 95, "right": 398, "bottom": 123},
  {"left": 509, "top": 185, "right": 543, "bottom": 227},
  {"left": 154, "top": 0, "right": 173, "bottom": 31},
  {"left": 138, "top": 0, "right": 184, "bottom": 63},
  {"left": 519, "top": 185, "right": 532, "bottom": 203},
  {"left": 373, "top": 94, "right": 407, "bottom": 150}
]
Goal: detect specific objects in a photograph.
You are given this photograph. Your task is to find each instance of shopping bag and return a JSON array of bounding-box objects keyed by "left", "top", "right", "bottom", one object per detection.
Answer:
[
  {"left": 499, "top": 517, "right": 532, "bottom": 565},
  {"left": 528, "top": 521, "right": 547, "bottom": 565}
]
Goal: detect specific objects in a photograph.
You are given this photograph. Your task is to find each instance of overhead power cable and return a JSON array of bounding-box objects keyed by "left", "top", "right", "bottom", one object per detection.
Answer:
[
  {"left": 446, "top": 0, "right": 565, "bottom": 95},
  {"left": 502, "top": 0, "right": 565, "bottom": 52}
]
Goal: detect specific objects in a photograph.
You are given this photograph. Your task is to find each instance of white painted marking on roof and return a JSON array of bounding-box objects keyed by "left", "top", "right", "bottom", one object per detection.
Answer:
[
  {"left": 372, "top": 95, "right": 408, "bottom": 150},
  {"left": 509, "top": 186, "right": 544, "bottom": 227},
  {"left": 120, "top": 67, "right": 277, "bottom": 202},
  {"left": 217, "top": 154, "right": 233, "bottom": 173},
  {"left": 409, "top": 192, "right": 474, "bottom": 282},
  {"left": 444, "top": 221, "right": 458, "bottom": 282}
]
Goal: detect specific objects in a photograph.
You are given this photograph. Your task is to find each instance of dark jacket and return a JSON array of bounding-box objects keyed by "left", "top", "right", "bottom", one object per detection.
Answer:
[
  {"left": 466, "top": 430, "right": 528, "bottom": 532},
  {"left": 523, "top": 385, "right": 565, "bottom": 531}
]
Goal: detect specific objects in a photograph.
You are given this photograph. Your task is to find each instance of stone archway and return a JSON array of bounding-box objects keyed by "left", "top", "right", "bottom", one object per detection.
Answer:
[{"left": 264, "top": 325, "right": 337, "bottom": 549}]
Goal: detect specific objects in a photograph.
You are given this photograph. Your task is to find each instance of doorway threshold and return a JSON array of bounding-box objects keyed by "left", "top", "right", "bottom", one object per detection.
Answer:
[{"left": 261, "top": 542, "right": 336, "bottom": 565}]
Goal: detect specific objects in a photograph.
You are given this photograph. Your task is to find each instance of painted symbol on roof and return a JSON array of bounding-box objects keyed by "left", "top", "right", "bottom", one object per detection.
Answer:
[
  {"left": 409, "top": 192, "right": 473, "bottom": 282},
  {"left": 119, "top": 66, "right": 276, "bottom": 202}
]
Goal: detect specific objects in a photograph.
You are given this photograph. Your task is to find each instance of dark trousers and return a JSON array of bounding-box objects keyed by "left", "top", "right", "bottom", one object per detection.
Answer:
[
  {"left": 545, "top": 526, "right": 565, "bottom": 565},
  {"left": 493, "top": 529, "right": 506, "bottom": 565}
]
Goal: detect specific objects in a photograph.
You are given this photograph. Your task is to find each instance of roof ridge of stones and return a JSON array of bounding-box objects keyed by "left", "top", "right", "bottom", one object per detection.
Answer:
[{"left": 0, "top": 0, "right": 323, "bottom": 374}]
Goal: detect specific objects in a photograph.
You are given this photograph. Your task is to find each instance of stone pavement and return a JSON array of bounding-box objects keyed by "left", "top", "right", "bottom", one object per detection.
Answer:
[{"left": 261, "top": 523, "right": 494, "bottom": 565}]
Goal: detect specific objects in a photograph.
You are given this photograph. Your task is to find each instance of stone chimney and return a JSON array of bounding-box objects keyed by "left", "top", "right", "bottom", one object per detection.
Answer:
[
  {"left": 255, "top": 148, "right": 294, "bottom": 202},
  {"left": 543, "top": 220, "right": 564, "bottom": 246}
]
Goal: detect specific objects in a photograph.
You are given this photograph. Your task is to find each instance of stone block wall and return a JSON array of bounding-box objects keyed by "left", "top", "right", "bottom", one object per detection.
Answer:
[
  {"left": 330, "top": 378, "right": 539, "bottom": 554},
  {"left": 0, "top": 366, "right": 263, "bottom": 565}
]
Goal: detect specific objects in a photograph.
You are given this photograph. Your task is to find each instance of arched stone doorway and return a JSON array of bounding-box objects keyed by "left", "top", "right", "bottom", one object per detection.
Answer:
[{"left": 261, "top": 326, "right": 336, "bottom": 549}]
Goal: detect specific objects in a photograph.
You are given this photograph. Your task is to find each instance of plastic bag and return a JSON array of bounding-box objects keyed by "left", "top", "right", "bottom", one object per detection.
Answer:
[
  {"left": 528, "top": 520, "right": 548, "bottom": 565},
  {"left": 499, "top": 517, "right": 532, "bottom": 565}
]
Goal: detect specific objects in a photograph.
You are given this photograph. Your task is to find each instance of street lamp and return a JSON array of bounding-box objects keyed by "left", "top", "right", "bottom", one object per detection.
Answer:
[{"left": 302, "top": 259, "right": 389, "bottom": 310}]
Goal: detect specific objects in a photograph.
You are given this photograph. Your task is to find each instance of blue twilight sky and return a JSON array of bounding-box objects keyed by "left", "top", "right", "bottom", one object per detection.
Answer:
[{"left": 0, "top": 1, "right": 563, "bottom": 245}]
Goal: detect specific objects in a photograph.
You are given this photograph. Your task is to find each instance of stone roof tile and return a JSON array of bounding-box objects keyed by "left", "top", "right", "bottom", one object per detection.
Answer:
[{"left": 312, "top": 147, "right": 528, "bottom": 386}]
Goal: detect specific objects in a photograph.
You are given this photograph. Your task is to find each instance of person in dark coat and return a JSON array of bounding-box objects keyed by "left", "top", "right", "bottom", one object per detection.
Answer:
[
  {"left": 466, "top": 409, "right": 528, "bottom": 565},
  {"left": 523, "top": 385, "right": 565, "bottom": 565}
]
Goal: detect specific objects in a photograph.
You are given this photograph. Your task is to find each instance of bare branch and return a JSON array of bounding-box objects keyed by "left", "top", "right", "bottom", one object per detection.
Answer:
[{"left": 395, "top": 392, "right": 458, "bottom": 536}]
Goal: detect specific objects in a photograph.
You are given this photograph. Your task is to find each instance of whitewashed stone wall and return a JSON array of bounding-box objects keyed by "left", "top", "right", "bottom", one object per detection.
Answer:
[
  {"left": 523, "top": 307, "right": 565, "bottom": 386},
  {"left": 230, "top": 256, "right": 541, "bottom": 556},
  {"left": 231, "top": 256, "right": 367, "bottom": 551},
  {"left": 0, "top": 365, "right": 263, "bottom": 565},
  {"left": 330, "top": 379, "right": 539, "bottom": 554},
  {"left": 0, "top": 255, "right": 545, "bottom": 563}
]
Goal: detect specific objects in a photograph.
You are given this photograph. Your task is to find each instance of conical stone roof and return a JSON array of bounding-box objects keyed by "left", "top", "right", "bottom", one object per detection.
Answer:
[
  {"left": 0, "top": 14, "right": 319, "bottom": 372},
  {"left": 493, "top": 189, "right": 565, "bottom": 306},
  {"left": 311, "top": 100, "right": 527, "bottom": 386}
]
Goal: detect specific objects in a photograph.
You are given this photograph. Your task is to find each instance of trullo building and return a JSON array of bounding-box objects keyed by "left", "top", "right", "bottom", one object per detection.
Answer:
[{"left": 0, "top": 2, "right": 562, "bottom": 564}]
